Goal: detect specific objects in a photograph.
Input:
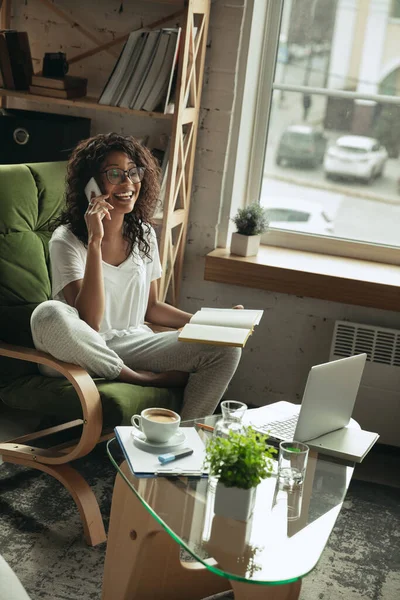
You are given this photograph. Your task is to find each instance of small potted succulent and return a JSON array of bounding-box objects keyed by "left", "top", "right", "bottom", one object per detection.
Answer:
[
  {"left": 205, "top": 427, "right": 277, "bottom": 521},
  {"left": 230, "top": 201, "right": 269, "bottom": 257}
]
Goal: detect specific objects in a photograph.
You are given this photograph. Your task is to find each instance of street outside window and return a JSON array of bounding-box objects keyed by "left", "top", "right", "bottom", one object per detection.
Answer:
[{"left": 260, "top": 0, "right": 400, "bottom": 249}]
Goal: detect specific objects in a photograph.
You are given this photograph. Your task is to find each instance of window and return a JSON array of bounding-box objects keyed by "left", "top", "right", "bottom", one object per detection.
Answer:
[{"left": 243, "top": 0, "right": 400, "bottom": 264}]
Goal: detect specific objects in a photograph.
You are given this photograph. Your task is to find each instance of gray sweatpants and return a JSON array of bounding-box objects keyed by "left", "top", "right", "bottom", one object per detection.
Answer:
[{"left": 30, "top": 300, "right": 241, "bottom": 420}]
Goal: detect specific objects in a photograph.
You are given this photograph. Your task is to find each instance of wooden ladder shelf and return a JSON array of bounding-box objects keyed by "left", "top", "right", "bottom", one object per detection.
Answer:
[{"left": 0, "top": 0, "right": 211, "bottom": 305}]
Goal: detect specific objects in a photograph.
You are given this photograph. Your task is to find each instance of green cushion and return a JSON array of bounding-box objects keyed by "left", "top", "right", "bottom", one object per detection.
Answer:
[
  {"left": 0, "top": 162, "right": 66, "bottom": 309},
  {"left": 0, "top": 161, "right": 183, "bottom": 425},
  {"left": 0, "top": 375, "right": 182, "bottom": 427}
]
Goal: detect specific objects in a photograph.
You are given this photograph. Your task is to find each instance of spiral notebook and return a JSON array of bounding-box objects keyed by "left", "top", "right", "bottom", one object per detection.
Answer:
[{"left": 115, "top": 426, "right": 209, "bottom": 478}]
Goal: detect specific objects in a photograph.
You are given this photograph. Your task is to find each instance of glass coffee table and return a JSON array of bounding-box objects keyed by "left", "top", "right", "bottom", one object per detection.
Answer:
[{"left": 102, "top": 415, "right": 354, "bottom": 600}]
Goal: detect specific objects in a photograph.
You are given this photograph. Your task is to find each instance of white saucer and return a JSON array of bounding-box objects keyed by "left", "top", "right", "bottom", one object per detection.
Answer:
[{"left": 131, "top": 429, "right": 186, "bottom": 452}]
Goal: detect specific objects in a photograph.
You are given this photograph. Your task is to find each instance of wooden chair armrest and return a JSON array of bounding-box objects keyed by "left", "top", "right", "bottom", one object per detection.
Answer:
[{"left": 0, "top": 341, "right": 103, "bottom": 464}]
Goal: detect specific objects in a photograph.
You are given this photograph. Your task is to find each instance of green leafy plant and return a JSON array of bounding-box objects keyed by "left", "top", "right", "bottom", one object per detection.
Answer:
[
  {"left": 231, "top": 202, "right": 269, "bottom": 236},
  {"left": 205, "top": 427, "right": 277, "bottom": 490}
]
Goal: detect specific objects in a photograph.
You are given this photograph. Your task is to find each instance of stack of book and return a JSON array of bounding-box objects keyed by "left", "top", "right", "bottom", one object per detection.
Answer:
[
  {"left": 29, "top": 75, "right": 88, "bottom": 99},
  {"left": 0, "top": 30, "right": 33, "bottom": 90},
  {"left": 99, "top": 28, "right": 181, "bottom": 113}
]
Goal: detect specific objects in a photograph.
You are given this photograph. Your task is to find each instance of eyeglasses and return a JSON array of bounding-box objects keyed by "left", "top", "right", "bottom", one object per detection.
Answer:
[{"left": 100, "top": 166, "right": 146, "bottom": 185}]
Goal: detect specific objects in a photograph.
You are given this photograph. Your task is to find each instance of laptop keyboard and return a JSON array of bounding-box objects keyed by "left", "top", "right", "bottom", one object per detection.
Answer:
[{"left": 254, "top": 415, "right": 298, "bottom": 440}]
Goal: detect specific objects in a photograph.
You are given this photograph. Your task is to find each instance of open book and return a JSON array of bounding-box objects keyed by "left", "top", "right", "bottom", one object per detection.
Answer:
[{"left": 178, "top": 308, "right": 263, "bottom": 347}]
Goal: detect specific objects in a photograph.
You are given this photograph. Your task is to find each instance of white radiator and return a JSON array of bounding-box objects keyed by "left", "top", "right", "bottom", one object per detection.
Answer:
[{"left": 330, "top": 320, "right": 400, "bottom": 447}]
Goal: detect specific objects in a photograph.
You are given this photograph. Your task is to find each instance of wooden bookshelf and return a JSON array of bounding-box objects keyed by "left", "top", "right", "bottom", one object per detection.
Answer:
[
  {"left": 0, "top": 0, "right": 210, "bottom": 306},
  {"left": 0, "top": 88, "right": 174, "bottom": 119}
]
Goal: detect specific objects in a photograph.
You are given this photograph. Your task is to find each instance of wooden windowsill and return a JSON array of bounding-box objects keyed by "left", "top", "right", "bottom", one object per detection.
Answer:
[{"left": 204, "top": 245, "right": 400, "bottom": 311}]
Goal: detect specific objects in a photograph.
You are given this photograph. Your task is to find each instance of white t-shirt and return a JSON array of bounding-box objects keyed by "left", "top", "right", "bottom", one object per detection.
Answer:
[{"left": 49, "top": 224, "right": 162, "bottom": 341}]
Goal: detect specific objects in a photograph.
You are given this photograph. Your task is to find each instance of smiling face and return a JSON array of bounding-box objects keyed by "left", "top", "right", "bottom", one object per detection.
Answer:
[{"left": 99, "top": 151, "right": 141, "bottom": 214}]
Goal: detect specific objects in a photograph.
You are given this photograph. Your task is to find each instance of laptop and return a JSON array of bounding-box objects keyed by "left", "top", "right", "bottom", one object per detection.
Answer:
[{"left": 248, "top": 353, "right": 367, "bottom": 444}]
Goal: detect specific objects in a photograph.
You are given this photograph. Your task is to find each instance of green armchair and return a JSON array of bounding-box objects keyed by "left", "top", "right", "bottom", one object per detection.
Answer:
[{"left": 0, "top": 161, "right": 183, "bottom": 545}]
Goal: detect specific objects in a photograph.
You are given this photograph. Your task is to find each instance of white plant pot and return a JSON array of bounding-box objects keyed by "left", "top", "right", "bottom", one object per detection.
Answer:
[
  {"left": 214, "top": 483, "right": 256, "bottom": 522},
  {"left": 230, "top": 232, "right": 261, "bottom": 257}
]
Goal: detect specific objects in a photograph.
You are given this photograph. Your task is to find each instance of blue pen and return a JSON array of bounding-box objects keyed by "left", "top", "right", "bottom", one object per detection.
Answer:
[{"left": 158, "top": 447, "right": 194, "bottom": 464}]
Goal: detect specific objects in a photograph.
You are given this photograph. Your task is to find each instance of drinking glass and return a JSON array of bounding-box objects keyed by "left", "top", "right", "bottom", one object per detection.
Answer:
[
  {"left": 213, "top": 400, "right": 248, "bottom": 439},
  {"left": 272, "top": 478, "right": 304, "bottom": 521},
  {"left": 278, "top": 441, "right": 309, "bottom": 488}
]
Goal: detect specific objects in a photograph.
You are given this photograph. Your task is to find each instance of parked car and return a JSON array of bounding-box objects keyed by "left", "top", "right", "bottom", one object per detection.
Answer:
[
  {"left": 263, "top": 197, "right": 334, "bottom": 235},
  {"left": 324, "top": 135, "right": 388, "bottom": 184},
  {"left": 275, "top": 125, "right": 327, "bottom": 168}
]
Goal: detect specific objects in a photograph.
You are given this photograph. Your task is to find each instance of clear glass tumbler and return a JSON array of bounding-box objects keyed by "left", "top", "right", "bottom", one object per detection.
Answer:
[
  {"left": 278, "top": 441, "right": 309, "bottom": 488},
  {"left": 272, "top": 478, "right": 304, "bottom": 521}
]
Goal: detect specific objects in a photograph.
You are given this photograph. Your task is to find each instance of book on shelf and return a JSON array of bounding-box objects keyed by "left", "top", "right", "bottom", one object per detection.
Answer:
[
  {"left": 132, "top": 29, "right": 170, "bottom": 111},
  {"left": 98, "top": 30, "right": 143, "bottom": 107},
  {"left": 0, "top": 30, "right": 33, "bottom": 90},
  {"left": 98, "top": 27, "right": 181, "bottom": 113},
  {"left": 29, "top": 84, "right": 87, "bottom": 99},
  {"left": 119, "top": 30, "right": 161, "bottom": 109},
  {"left": 31, "top": 74, "right": 87, "bottom": 90},
  {"left": 113, "top": 32, "right": 147, "bottom": 107},
  {"left": 178, "top": 308, "right": 264, "bottom": 348},
  {"left": 142, "top": 28, "right": 181, "bottom": 113},
  {"left": 129, "top": 30, "right": 164, "bottom": 109}
]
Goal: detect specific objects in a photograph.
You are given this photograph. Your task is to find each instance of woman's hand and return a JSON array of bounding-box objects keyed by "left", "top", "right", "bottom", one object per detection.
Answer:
[
  {"left": 84, "top": 193, "right": 114, "bottom": 242},
  {"left": 136, "top": 370, "right": 189, "bottom": 388},
  {"left": 232, "top": 304, "right": 244, "bottom": 309}
]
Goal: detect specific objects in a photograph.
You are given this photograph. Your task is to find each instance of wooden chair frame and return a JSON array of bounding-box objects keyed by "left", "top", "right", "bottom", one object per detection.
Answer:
[{"left": 0, "top": 342, "right": 107, "bottom": 546}]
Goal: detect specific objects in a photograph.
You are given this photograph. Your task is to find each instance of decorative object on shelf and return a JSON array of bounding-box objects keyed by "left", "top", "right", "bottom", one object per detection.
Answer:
[
  {"left": 213, "top": 400, "right": 247, "bottom": 439},
  {"left": 42, "top": 52, "right": 69, "bottom": 78},
  {"left": 230, "top": 201, "right": 269, "bottom": 257},
  {"left": 205, "top": 427, "right": 277, "bottom": 521},
  {"left": 0, "top": 29, "right": 33, "bottom": 90}
]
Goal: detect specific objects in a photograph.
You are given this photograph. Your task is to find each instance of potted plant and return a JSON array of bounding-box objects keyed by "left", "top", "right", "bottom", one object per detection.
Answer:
[
  {"left": 205, "top": 427, "right": 277, "bottom": 521},
  {"left": 230, "top": 201, "right": 269, "bottom": 257}
]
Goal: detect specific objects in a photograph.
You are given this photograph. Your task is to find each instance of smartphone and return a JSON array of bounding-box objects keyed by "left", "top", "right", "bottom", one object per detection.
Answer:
[{"left": 84, "top": 177, "right": 102, "bottom": 203}]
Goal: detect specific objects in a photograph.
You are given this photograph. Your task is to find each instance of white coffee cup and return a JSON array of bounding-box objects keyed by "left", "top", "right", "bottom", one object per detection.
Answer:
[{"left": 131, "top": 407, "right": 181, "bottom": 443}]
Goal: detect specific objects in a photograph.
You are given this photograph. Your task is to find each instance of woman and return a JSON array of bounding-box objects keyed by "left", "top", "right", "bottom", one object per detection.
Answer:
[{"left": 30, "top": 132, "right": 241, "bottom": 420}]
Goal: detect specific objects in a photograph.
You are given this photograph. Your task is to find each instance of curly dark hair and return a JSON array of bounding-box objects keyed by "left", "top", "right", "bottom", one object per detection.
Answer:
[{"left": 51, "top": 132, "right": 161, "bottom": 259}]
